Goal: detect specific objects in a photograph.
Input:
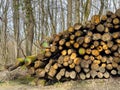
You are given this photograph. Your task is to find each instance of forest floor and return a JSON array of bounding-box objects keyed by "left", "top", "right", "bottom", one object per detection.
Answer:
[{"left": 0, "top": 77, "right": 120, "bottom": 90}]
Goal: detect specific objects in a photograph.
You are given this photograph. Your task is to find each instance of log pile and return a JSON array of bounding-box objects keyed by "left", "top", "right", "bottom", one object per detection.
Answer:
[{"left": 8, "top": 9, "right": 120, "bottom": 82}]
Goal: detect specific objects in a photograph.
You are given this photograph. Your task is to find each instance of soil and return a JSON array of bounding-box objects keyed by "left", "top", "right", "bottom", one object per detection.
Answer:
[{"left": 0, "top": 77, "right": 120, "bottom": 90}]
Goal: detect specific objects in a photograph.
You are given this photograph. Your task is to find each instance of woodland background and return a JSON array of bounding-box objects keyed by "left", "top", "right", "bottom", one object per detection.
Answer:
[{"left": 0, "top": 0, "right": 120, "bottom": 68}]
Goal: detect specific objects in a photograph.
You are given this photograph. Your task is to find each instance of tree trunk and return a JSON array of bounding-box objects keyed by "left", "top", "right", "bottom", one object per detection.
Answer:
[
  {"left": 24, "top": 0, "right": 35, "bottom": 56},
  {"left": 13, "top": 0, "right": 20, "bottom": 58},
  {"left": 67, "top": 0, "right": 72, "bottom": 27}
]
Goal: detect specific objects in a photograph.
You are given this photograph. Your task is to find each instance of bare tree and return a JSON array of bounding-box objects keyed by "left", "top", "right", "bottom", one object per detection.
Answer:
[
  {"left": 24, "top": 0, "right": 35, "bottom": 56},
  {"left": 84, "top": 0, "right": 91, "bottom": 22},
  {"left": 13, "top": 0, "right": 20, "bottom": 58},
  {"left": 99, "top": 0, "right": 104, "bottom": 15},
  {"left": 75, "top": 0, "right": 80, "bottom": 23},
  {"left": 0, "top": 0, "right": 9, "bottom": 65},
  {"left": 67, "top": 0, "right": 72, "bottom": 27}
]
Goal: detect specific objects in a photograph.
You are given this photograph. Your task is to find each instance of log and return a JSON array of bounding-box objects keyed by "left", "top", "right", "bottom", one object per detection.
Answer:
[
  {"left": 86, "top": 73, "right": 91, "bottom": 79},
  {"left": 83, "top": 68, "right": 90, "bottom": 73},
  {"left": 74, "top": 23, "right": 82, "bottom": 30},
  {"left": 91, "top": 15, "right": 100, "bottom": 25},
  {"left": 101, "top": 33, "right": 112, "bottom": 41},
  {"left": 84, "top": 55, "right": 89, "bottom": 60},
  {"left": 63, "top": 61, "right": 69, "bottom": 67},
  {"left": 93, "top": 60, "right": 101, "bottom": 65},
  {"left": 80, "top": 73, "right": 86, "bottom": 80},
  {"left": 45, "top": 51, "right": 52, "bottom": 58},
  {"left": 56, "top": 72, "right": 62, "bottom": 81},
  {"left": 68, "top": 49, "right": 74, "bottom": 55},
  {"left": 84, "top": 36, "right": 91, "bottom": 44},
  {"left": 68, "top": 26, "right": 74, "bottom": 33},
  {"left": 78, "top": 48, "right": 86, "bottom": 55},
  {"left": 87, "top": 31, "right": 93, "bottom": 36},
  {"left": 113, "top": 18, "right": 120, "bottom": 25},
  {"left": 61, "top": 50, "right": 67, "bottom": 56},
  {"left": 37, "top": 53, "right": 45, "bottom": 60},
  {"left": 73, "top": 42, "right": 80, "bottom": 49},
  {"left": 70, "top": 34, "right": 75, "bottom": 40},
  {"left": 96, "top": 55, "right": 102, "bottom": 60},
  {"left": 98, "top": 66, "right": 105, "bottom": 73},
  {"left": 65, "top": 71, "right": 70, "bottom": 78},
  {"left": 104, "top": 71, "right": 110, "bottom": 78},
  {"left": 114, "top": 25, "right": 120, "bottom": 29},
  {"left": 107, "top": 41, "right": 113, "bottom": 48},
  {"left": 106, "top": 64, "right": 113, "bottom": 70},
  {"left": 36, "top": 69, "right": 45, "bottom": 78},
  {"left": 115, "top": 8, "right": 120, "bottom": 17},
  {"left": 105, "top": 49, "right": 111, "bottom": 54},
  {"left": 112, "top": 32, "right": 120, "bottom": 39},
  {"left": 101, "top": 15, "right": 107, "bottom": 21},
  {"left": 80, "top": 60, "right": 89, "bottom": 68},
  {"left": 48, "top": 66, "right": 57, "bottom": 77},
  {"left": 28, "top": 67, "right": 35, "bottom": 75},
  {"left": 73, "top": 57, "right": 81, "bottom": 65},
  {"left": 116, "top": 39, "right": 120, "bottom": 44},
  {"left": 53, "top": 63, "right": 59, "bottom": 70},
  {"left": 86, "top": 49, "right": 91, "bottom": 54},
  {"left": 101, "top": 56, "right": 107, "bottom": 63},
  {"left": 111, "top": 69, "right": 117, "bottom": 75},
  {"left": 54, "top": 34, "right": 60, "bottom": 42},
  {"left": 97, "top": 46, "right": 103, "bottom": 52},
  {"left": 50, "top": 45, "right": 57, "bottom": 53},
  {"left": 70, "top": 71, "right": 76, "bottom": 79},
  {"left": 63, "top": 55, "right": 69, "bottom": 62},
  {"left": 97, "top": 72, "right": 103, "bottom": 78},
  {"left": 75, "top": 65, "right": 81, "bottom": 73},
  {"left": 91, "top": 49, "right": 99, "bottom": 56},
  {"left": 70, "top": 53, "right": 77, "bottom": 59},
  {"left": 117, "top": 65, "right": 120, "bottom": 71},
  {"left": 104, "top": 27, "right": 109, "bottom": 33},
  {"left": 91, "top": 63, "right": 99, "bottom": 71},
  {"left": 96, "top": 24, "right": 105, "bottom": 32},
  {"left": 106, "top": 17, "right": 112, "bottom": 23},
  {"left": 34, "top": 60, "right": 45, "bottom": 68},
  {"left": 58, "top": 56, "right": 64, "bottom": 65},
  {"left": 93, "top": 33, "right": 101, "bottom": 40},
  {"left": 69, "top": 63, "right": 75, "bottom": 69},
  {"left": 76, "top": 37, "right": 84, "bottom": 45},
  {"left": 114, "top": 52, "right": 119, "bottom": 57},
  {"left": 65, "top": 42, "right": 71, "bottom": 47},
  {"left": 101, "top": 63, "right": 106, "bottom": 68},
  {"left": 59, "top": 39, "right": 66, "bottom": 46},
  {"left": 112, "top": 62, "right": 118, "bottom": 68},
  {"left": 68, "top": 59, "right": 73, "bottom": 65},
  {"left": 102, "top": 44, "right": 108, "bottom": 50},
  {"left": 90, "top": 70, "right": 97, "bottom": 79},
  {"left": 93, "top": 41, "right": 99, "bottom": 47},
  {"left": 111, "top": 45, "right": 118, "bottom": 51},
  {"left": 89, "top": 55, "right": 95, "bottom": 61},
  {"left": 83, "top": 43, "right": 89, "bottom": 48},
  {"left": 59, "top": 68, "right": 66, "bottom": 76},
  {"left": 45, "top": 59, "right": 54, "bottom": 72},
  {"left": 104, "top": 23, "right": 113, "bottom": 28},
  {"left": 58, "top": 46, "right": 63, "bottom": 50},
  {"left": 75, "top": 31, "right": 82, "bottom": 37}
]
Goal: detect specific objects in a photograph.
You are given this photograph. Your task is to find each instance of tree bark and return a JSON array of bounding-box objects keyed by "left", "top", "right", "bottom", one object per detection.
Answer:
[{"left": 24, "top": 0, "right": 35, "bottom": 56}]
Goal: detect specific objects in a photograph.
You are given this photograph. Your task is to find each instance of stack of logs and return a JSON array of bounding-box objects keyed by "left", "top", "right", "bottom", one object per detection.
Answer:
[{"left": 8, "top": 9, "right": 120, "bottom": 81}]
